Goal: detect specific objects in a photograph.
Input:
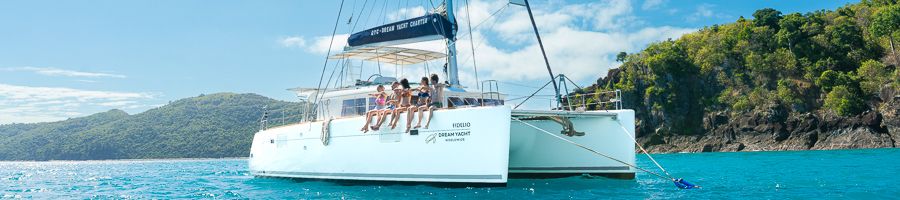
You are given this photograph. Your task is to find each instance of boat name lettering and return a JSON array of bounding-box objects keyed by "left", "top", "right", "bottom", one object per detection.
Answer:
[
  {"left": 369, "top": 17, "right": 430, "bottom": 36},
  {"left": 452, "top": 122, "right": 470, "bottom": 128},
  {"left": 438, "top": 131, "right": 470, "bottom": 137}
]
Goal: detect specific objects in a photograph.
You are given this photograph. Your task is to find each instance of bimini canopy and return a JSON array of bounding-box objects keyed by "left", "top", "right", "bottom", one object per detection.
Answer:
[{"left": 328, "top": 46, "right": 446, "bottom": 65}]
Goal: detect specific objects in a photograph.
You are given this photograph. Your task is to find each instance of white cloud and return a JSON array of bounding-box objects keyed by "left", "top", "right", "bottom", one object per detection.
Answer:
[
  {"left": 279, "top": 36, "right": 306, "bottom": 48},
  {"left": 307, "top": 34, "right": 350, "bottom": 54},
  {"left": 453, "top": 0, "right": 694, "bottom": 81},
  {"left": 97, "top": 101, "right": 137, "bottom": 107},
  {"left": 687, "top": 3, "right": 729, "bottom": 22},
  {"left": 0, "top": 84, "right": 153, "bottom": 124},
  {"left": 284, "top": 34, "right": 349, "bottom": 55},
  {"left": 4, "top": 66, "right": 126, "bottom": 78},
  {"left": 642, "top": 0, "right": 666, "bottom": 10},
  {"left": 387, "top": 6, "right": 427, "bottom": 21},
  {"left": 285, "top": 0, "right": 696, "bottom": 85}
]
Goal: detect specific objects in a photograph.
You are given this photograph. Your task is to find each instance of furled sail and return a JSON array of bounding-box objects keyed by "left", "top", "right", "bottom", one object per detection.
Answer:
[{"left": 347, "top": 13, "right": 455, "bottom": 48}]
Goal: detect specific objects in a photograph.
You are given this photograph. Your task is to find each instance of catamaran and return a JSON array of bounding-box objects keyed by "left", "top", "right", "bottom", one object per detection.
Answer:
[{"left": 248, "top": 0, "right": 637, "bottom": 186}]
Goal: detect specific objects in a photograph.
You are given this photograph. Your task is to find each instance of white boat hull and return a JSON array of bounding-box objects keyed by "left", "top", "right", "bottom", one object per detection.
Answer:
[
  {"left": 249, "top": 107, "right": 636, "bottom": 184},
  {"left": 249, "top": 106, "right": 512, "bottom": 184},
  {"left": 509, "top": 110, "right": 636, "bottom": 179}
]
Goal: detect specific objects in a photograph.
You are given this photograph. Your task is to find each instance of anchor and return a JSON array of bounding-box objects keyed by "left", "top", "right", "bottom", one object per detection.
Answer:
[{"left": 519, "top": 116, "right": 584, "bottom": 137}]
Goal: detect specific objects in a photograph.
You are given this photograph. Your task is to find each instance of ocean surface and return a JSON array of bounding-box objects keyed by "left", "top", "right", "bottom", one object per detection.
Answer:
[{"left": 2, "top": 148, "right": 898, "bottom": 199}]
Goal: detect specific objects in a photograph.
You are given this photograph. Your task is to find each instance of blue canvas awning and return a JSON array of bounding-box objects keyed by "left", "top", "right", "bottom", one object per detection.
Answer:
[{"left": 347, "top": 13, "right": 455, "bottom": 48}]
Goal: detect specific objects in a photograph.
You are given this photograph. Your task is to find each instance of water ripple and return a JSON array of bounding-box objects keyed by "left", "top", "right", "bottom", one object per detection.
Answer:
[{"left": 0, "top": 149, "right": 898, "bottom": 199}]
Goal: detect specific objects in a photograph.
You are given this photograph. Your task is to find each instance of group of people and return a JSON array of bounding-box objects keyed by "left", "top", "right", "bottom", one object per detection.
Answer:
[{"left": 361, "top": 74, "right": 444, "bottom": 133}]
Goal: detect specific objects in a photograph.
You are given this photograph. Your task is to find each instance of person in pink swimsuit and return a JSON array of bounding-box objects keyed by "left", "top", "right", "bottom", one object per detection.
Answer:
[{"left": 360, "top": 85, "right": 386, "bottom": 133}]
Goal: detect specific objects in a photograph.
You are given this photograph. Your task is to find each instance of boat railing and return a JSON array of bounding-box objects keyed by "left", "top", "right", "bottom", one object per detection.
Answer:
[
  {"left": 259, "top": 105, "right": 306, "bottom": 131},
  {"left": 480, "top": 80, "right": 503, "bottom": 106},
  {"left": 558, "top": 89, "right": 622, "bottom": 111}
]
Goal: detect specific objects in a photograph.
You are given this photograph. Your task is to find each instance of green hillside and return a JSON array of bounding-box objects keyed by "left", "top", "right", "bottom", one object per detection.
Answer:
[
  {"left": 580, "top": 1, "right": 899, "bottom": 148},
  {"left": 0, "top": 93, "right": 305, "bottom": 161}
]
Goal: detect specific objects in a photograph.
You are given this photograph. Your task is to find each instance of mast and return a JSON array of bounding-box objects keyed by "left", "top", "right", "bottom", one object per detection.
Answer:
[{"left": 446, "top": 0, "right": 460, "bottom": 87}]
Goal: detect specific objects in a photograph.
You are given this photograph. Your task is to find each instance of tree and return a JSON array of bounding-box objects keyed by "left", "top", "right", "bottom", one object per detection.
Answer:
[
  {"left": 753, "top": 8, "right": 783, "bottom": 28},
  {"left": 857, "top": 60, "right": 889, "bottom": 95},
  {"left": 776, "top": 13, "right": 806, "bottom": 51},
  {"left": 816, "top": 70, "right": 854, "bottom": 93},
  {"left": 869, "top": 5, "right": 900, "bottom": 63},
  {"left": 824, "top": 85, "right": 865, "bottom": 116},
  {"left": 616, "top": 52, "right": 628, "bottom": 63}
]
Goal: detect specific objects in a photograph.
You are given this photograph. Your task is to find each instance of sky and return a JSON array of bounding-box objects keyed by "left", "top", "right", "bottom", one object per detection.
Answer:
[{"left": 0, "top": 0, "right": 857, "bottom": 124}]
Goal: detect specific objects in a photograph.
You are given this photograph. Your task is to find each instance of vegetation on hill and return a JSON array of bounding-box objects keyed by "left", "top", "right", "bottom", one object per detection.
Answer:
[
  {"left": 580, "top": 1, "right": 899, "bottom": 139},
  {"left": 0, "top": 93, "right": 304, "bottom": 161}
]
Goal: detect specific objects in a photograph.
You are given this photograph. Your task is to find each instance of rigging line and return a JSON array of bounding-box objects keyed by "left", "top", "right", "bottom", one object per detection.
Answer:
[
  {"left": 396, "top": 0, "right": 403, "bottom": 17},
  {"left": 464, "top": 0, "right": 479, "bottom": 90},
  {"left": 497, "top": 81, "right": 542, "bottom": 89},
  {"left": 453, "top": 3, "right": 507, "bottom": 44},
  {"left": 315, "top": 58, "right": 344, "bottom": 110},
  {"left": 512, "top": 118, "right": 672, "bottom": 180},
  {"left": 347, "top": 0, "right": 357, "bottom": 25},
  {"left": 325, "top": 59, "right": 345, "bottom": 93},
  {"left": 350, "top": 0, "right": 369, "bottom": 32},
  {"left": 455, "top": 4, "right": 508, "bottom": 65},
  {"left": 362, "top": 0, "right": 377, "bottom": 31},
  {"left": 379, "top": 0, "right": 389, "bottom": 25},
  {"left": 615, "top": 120, "right": 674, "bottom": 178},
  {"left": 514, "top": 79, "right": 553, "bottom": 109},
  {"left": 427, "top": 0, "right": 437, "bottom": 10},
  {"left": 338, "top": 60, "right": 346, "bottom": 87},
  {"left": 562, "top": 75, "right": 583, "bottom": 90},
  {"left": 312, "top": 0, "right": 346, "bottom": 111}
]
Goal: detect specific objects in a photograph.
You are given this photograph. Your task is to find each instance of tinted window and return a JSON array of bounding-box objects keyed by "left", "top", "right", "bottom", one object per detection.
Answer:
[
  {"left": 368, "top": 97, "right": 377, "bottom": 110},
  {"left": 469, "top": 98, "right": 479, "bottom": 105},
  {"left": 448, "top": 97, "right": 465, "bottom": 108},
  {"left": 341, "top": 99, "right": 357, "bottom": 116},
  {"left": 341, "top": 98, "right": 368, "bottom": 117}
]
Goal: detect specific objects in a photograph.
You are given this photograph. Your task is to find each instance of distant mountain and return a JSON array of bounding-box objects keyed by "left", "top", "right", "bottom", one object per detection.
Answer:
[{"left": 0, "top": 93, "right": 305, "bottom": 161}]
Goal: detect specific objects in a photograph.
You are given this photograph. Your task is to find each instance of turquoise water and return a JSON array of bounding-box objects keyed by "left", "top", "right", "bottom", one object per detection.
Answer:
[{"left": 2, "top": 148, "right": 898, "bottom": 199}]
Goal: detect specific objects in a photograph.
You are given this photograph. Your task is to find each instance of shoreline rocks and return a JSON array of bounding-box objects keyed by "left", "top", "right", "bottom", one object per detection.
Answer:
[{"left": 639, "top": 100, "right": 899, "bottom": 153}]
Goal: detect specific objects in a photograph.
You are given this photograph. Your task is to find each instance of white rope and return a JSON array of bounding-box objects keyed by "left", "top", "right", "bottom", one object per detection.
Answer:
[
  {"left": 512, "top": 118, "right": 672, "bottom": 180},
  {"left": 615, "top": 120, "right": 673, "bottom": 178}
]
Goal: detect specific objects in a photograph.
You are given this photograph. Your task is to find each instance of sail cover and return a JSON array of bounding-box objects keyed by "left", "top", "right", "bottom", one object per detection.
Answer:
[{"left": 347, "top": 13, "right": 454, "bottom": 47}]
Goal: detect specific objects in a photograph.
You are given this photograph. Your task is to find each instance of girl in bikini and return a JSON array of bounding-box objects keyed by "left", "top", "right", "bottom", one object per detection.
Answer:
[
  {"left": 360, "top": 85, "right": 386, "bottom": 133},
  {"left": 410, "top": 77, "right": 432, "bottom": 131},
  {"left": 371, "top": 82, "right": 400, "bottom": 131},
  {"left": 390, "top": 79, "right": 412, "bottom": 130}
]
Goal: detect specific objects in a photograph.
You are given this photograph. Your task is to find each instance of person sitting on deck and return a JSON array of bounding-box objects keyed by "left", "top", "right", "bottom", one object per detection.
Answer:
[
  {"left": 370, "top": 82, "right": 400, "bottom": 131},
  {"left": 360, "top": 85, "right": 386, "bottom": 133},
  {"left": 410, "top": 77, "right": 432, "bottom": 131},
  {"left": 389, "top": 79, "right": 413, "bottom": 130},
  {"left": 422, "top": 74, "right": 444, "bottom": 128}
]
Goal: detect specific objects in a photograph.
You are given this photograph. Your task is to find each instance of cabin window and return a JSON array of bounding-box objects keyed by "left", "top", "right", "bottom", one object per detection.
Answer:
[
  {"left": 482, "top": 99, "right": 504, "bottom": 106},
  {"left": 464, "top": 98, "right": 479, "bottom": 106},
  {"left": 448, "top": 97, "right": 465, "bottom": 108},
  {"left": 341, "top": 98, "right": 367, "bottom": 116},
  {"left": 367, "top": 97, "right": 378, "bottom": 110},
  {"left": 447, "top": 97, "right": 504, "bottom": 108}
]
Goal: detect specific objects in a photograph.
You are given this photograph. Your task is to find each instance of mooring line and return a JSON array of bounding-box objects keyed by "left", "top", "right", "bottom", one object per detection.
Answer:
[
  {"left": 614, "top": 120, "right": 673, "bottom": 178},
  {"left": 511, "top": 118, "right": 670, "bottom": 180}
]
